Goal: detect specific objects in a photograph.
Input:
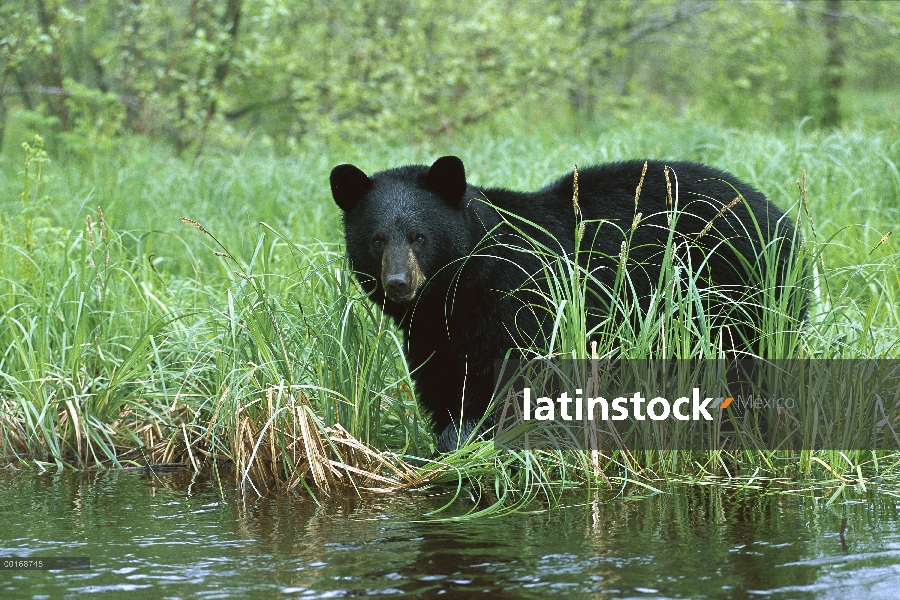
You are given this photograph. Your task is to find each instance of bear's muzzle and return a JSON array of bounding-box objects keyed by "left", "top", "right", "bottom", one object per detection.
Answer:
[{"left": 381, "top": 244, "right": 425, "bottom": 304}]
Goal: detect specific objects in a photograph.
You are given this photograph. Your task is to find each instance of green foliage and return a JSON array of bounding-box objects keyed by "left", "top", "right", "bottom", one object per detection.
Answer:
[
  {"left": 0, "top": 118, "right": 898, "bottom": 505},
  {"left": 2, "top": 0, "right": 900, "bottom": 152},
  {"left": 18, "top": 134, "right": 49, "bottom": 252},
  {"left": 0, "top": 135, "right": 424, "bottom": 470},
  {"left": 2, "top": 0, "right": 899, "bottom": 505}
]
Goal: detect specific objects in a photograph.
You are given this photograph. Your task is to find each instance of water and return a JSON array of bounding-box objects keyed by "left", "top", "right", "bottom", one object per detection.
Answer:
[{"left": 2, "top": 470, "right": 900, "bottom": 598}]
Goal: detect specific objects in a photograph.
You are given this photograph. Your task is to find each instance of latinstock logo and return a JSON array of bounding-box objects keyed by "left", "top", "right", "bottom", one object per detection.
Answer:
[
  {"left": 492, "top": 359, "right": 900, "bottom": 452},
  {"left": 521, "top": 388, "right": 733, "bottom": 422}
]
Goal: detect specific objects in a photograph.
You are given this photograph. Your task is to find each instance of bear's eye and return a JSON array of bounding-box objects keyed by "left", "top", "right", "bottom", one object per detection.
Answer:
[
  {"left": 413, "top": 235, "right": 426, "bottom": 244},
  {"left": 373, "top": 238, "right": 383, "bottom": 249}
]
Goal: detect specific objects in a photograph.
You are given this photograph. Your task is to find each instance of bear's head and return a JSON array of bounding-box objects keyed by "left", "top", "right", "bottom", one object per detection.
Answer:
[{"left": 330, "top": 156, "right": 474, "bottom": 307}]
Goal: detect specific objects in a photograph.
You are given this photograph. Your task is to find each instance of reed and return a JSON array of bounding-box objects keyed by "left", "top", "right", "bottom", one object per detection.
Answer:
[{"left": 0, "top": 118, "right": 898, "bottom": 512}]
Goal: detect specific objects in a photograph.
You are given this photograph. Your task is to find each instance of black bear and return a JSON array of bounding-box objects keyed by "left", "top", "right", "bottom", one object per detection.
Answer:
[{"left": 330, "top": 156, "right": 800, "bottom": 452}]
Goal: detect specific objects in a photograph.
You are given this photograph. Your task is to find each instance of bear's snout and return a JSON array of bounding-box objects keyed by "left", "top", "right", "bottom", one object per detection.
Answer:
[
  {"left": 384, "top": 272, "right": 411, "bottom": 300},
  {"left": 381, "top": 243, "right": 425, "bottom": 304}
]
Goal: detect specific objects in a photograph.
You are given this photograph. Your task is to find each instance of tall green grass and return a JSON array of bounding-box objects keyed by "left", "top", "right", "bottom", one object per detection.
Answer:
[{"left": 1, "top": 118, "right": 899, "bottom": 509}]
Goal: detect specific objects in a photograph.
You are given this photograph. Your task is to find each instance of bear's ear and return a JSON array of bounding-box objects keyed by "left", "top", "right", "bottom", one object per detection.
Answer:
[
  {"left": 330, "top": 164, "right": 372, "bottom": 212},
  {"left": 426, "top": 155, "right": 467, "bottom": 207}
]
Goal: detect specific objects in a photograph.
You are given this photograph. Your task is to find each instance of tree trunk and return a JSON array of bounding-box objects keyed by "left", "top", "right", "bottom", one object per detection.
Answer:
[
  {"left": 119, "top": 0, "right": 146, "bottom": 128},
  {"left": 140, "top": 0, "right": 200, "bottom": 134},
  {"left": 35, "top": 0, "right": 67, "bottom": 130},
  {"left": 568, "top": 2, "right": 594, "bottom": 115},
  {"left": 196, "top": 0, "right": 242, "bottom": 149},
  {"left": 821, "top": 0, "right": 843, "bottom": 127}
]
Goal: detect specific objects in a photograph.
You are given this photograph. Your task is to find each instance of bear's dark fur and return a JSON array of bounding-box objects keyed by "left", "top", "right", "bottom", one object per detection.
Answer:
[{"left": 330, "top": 156, "right": 800, "bottom": 452}]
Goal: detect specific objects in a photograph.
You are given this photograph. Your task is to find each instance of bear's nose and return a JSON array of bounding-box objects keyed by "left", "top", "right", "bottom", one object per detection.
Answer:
[{"left": 384, "top": 273, "right": 410, "bottom": 298}]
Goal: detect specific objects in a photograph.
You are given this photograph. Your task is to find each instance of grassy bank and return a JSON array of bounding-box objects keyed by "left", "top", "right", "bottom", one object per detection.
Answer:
[{"left": 1, "top": 117, "right": 899, "bottom": 508}]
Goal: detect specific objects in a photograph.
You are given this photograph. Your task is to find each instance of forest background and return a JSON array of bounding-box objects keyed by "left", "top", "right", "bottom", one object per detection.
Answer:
[
  {"left": 1, "top": 0, "right": 900, "bottom": 480},
  {"left": 2, "top": 0, "right": 898, "bottom": 152}
]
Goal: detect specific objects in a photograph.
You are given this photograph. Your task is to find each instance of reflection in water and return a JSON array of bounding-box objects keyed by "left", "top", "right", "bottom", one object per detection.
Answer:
[{"left": 1, "top": 470, "right": 899, "bottom": 598}]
